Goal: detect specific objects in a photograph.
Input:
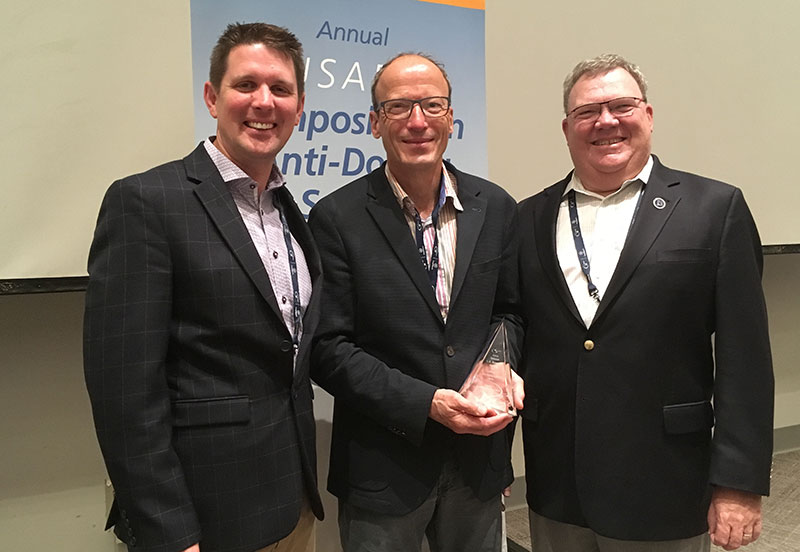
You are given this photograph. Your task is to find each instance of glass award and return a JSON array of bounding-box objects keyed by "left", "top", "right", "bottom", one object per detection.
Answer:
[{"left": 459, "top": 320, "right": 516, "bottom": 416}]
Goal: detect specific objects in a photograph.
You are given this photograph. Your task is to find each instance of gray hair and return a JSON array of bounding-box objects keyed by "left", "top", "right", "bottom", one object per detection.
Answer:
[
  {"left": 371, "top": 52, "right": 452, "bottom": 110},
  {"left": 562, "top": 54, "right": 648, "bottom": 114}
]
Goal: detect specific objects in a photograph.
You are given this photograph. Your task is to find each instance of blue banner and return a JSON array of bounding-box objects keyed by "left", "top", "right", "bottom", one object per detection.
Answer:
[{"left": 191, "top": 0, "right": 486, "bottom": 214}]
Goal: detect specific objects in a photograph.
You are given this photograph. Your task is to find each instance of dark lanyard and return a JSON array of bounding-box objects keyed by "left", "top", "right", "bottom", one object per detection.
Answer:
[
  {"left": 567, "top": 185, "right": 646, "bottom": 304},
  {"left": 413, "top": 175, "right": 447, "bottom": 291},
  {"left": 272, "top": 191, "right": 302, "bottom": 350}
]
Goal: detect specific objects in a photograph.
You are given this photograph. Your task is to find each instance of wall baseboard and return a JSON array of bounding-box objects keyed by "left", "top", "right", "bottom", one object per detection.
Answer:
[{"left": 774, "top": 424, "right": 800, "bottom": 453}]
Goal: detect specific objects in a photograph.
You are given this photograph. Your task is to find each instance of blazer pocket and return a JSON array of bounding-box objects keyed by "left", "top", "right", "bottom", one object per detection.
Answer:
[
  {"left": 470, "top": 256, "right": 501, "bottom": 275},
  {"left": 656, "top": 248, "right": 712, "bottom": 263},
  {"left": 172, "top": 395, "right": 251, "bottom": 427},
  {"left": 663, "top": 400, "right": 714, "bottom": 434}
]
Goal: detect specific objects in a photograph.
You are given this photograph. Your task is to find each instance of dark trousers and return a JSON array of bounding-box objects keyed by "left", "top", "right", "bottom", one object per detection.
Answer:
[{"left": 338, "top": 459, "right": 503, "bottom": 552}]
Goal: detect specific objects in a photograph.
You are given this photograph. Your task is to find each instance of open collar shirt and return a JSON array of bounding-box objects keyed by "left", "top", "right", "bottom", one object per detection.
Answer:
[
  {"left": 386, "top": 163, "right": 463, "bottom": 322},
  {"left": 556, "top": 155, "right": 653, "bottom": 328},
  {"left": 204, "top": 139, "right": 312, "bottom": 349}
]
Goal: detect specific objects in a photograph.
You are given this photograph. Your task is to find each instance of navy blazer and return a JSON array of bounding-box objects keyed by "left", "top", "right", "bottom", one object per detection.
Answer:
[
  {"left": 309, "top": 162, "right": 523, "bottom": 515},
  {"left": 518, "top": 155, "right": 774, "bottom": 540},
  {"left": 84, "top": 144, "right": 323, "bottom": 552}
]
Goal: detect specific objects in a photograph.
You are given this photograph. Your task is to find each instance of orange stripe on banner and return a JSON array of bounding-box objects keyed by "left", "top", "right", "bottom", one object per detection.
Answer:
[{"left": 417, "top": 0, "right": 484, "bottom": 10}]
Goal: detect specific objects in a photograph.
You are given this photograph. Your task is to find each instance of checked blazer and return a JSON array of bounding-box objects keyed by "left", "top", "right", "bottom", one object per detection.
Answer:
[
  {"left": 84, "top": 143, "right": 323, "bottom": 552},
  {"left": 308, "top": 161, "right": 524, "bottom": 515}
]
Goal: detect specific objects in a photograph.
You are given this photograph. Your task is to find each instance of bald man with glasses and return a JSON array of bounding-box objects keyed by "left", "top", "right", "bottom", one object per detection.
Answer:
[{"left": 308, "top": 52, "right": 525, "bottom": 552}]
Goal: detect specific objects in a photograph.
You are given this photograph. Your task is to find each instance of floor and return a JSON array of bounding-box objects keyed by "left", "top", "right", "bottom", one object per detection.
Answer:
[{"left": 506, "top": 449, "right": 800, "bottom": 551}]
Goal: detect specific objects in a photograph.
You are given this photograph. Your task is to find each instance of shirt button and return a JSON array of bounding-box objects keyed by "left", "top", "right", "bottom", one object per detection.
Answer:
[
  {"left": 446, "top": 345, "right": 455, "bottom": 357},
  {"left": 273, "top": 251, "right": 279, "bottom": 259},
  {"left": 282, "top": 296, "right": 287, "bottom": 304},
  {"left": 584, "top": 340, "right": 595, "bottom": 351}
]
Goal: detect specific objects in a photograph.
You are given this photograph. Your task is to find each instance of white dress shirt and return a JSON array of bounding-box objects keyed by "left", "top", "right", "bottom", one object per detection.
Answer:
[{"left": 556, "top": 156, "right": 653, "bottom": 328}]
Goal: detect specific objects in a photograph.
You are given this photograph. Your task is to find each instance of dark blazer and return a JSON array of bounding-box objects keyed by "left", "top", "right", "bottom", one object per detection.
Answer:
[
  {"left": 308, "top": 162, "right": 523, "bottom": 515},
  {"left": 517, "top": 155, "right": 774, "bottom": 541},
  {"left": 84, "top": 143, "right": 324, "bottom": 552}
]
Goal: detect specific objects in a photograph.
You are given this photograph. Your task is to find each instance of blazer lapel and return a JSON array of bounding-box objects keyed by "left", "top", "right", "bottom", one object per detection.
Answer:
[
  {"left": 184, "top": 146, "right": 283, "bottom": 321},
  {"left": 534, "top": 176, "right": 584, "bottom": 325},
  {"left": 594, "top": 157, "right": 681, "bottom": 323},
  {"left": 449, "top": 174, "right": 486, "bottom": 306},
  {"left": 364, "top": 168, "right": 443, "bottom": 321}
]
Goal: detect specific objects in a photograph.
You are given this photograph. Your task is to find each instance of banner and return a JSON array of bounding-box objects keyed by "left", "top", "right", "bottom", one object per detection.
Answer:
[{"left": 191, "top": 0, "right": 486, "bottom": 214}]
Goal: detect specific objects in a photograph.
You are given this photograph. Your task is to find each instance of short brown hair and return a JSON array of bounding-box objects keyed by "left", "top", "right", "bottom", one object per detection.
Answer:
[{"left": 209, "top": 22, "right": 305, "bottom": 96}]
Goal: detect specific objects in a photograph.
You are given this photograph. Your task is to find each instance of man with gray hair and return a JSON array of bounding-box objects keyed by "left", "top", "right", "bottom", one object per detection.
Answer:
[{"left": 517, "top": 53, "right": 773, "bottom": 551}]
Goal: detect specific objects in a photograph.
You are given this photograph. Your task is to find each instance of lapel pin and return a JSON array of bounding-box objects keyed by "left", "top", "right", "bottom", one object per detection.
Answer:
[{"left": 653, "top": 197, "right": 667, "bottom": 210}]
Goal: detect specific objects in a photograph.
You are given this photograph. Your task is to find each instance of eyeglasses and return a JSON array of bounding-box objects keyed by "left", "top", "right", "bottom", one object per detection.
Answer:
[
  {"left": 377, "top": 96, "right": 451, "bottom": 120},
  {"left": 567, "top": 97, "right": 644, "bottom": 122}
]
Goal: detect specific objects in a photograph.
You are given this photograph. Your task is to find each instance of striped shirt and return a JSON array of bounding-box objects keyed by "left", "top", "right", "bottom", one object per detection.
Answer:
[{"left": 386, "top": 164, "right": 463, "bottom": 321}]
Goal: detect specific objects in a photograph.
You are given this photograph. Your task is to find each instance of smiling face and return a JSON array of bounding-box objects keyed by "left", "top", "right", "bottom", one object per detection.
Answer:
[
  {"left": 369, "top": 55, "right": 453, "bottom": 180},
  {"left": 203, "top": 43, "right": 304, "bottom": 184},
  {"left": 562, "top": 67, "right": 654, "bottom": 194}
]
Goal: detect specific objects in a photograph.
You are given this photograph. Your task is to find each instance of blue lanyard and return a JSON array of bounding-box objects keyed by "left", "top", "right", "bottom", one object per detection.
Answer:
[
  {"left": 567, "top": 186, "right": 646, "bottom": 304},
  {"left": 413, "top": 176, "right": 447, "bottom": 291},
  {"left": 567, "top": 189, "right": 600, "bottom": 303},
  {"left": 272, "top": 191, "right": 302, "bottom": 350}
]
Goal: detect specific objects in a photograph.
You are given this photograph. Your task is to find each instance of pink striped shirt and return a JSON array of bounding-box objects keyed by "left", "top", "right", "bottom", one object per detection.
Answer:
[{"left": 386, "top": 164, "right": 463, "bottom": 321}]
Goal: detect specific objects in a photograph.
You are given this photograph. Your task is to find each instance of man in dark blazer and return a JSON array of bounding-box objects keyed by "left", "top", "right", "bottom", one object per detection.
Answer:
[
  {"left": 84, "top": 23, "right": 323, "bottom": 552},
  {"left": 308, "top": 53, "right": 524, "bottom": 552},
  {"left": 518, "top": 54, "right": 773, "bottom": 552}
]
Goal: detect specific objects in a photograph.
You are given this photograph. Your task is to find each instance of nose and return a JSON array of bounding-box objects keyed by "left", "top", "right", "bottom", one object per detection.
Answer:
[
  {"left": 407, "top": 103, "right": 428, "bottom": 128},
  {"left": 594, "top": 106, "right": 619, "bottom": 127},
  {"left": 252, "top": 84, "right": 275, "bottom": 108}
]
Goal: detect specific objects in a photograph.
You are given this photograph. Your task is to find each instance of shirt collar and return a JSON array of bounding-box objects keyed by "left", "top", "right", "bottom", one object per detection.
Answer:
[
  {"left": 385, "top": 163, "right": 464, "bottom": 214},
  {"left": 564, "top": 154, "right": 653, "bottom": 200},
  {"left": 203, "top": 137, "right": 285, "bottom": 191}
]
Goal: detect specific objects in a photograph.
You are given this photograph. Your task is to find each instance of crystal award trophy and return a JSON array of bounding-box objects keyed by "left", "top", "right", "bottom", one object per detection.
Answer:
[{"left": 459, "top": 320, "right": 516, "bottom": 416}]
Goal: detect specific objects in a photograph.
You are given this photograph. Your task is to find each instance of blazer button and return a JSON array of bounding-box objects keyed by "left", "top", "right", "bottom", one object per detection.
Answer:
[
  {"left": 583, "top": 340, "right": 595, "bottom": 351},
  {"left": 446, "top": 345, "right": 455, "bottom": 357},
  {"left": 280, "top": 340, "right": 292, "bottom": 353}
]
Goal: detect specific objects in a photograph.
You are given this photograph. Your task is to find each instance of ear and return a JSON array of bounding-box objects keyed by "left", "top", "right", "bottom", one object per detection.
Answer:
[
  {"left": 294, "top": 92, "right": 305, "bottom": 126},
  {"left": 645, "top": 103, "right": 654, "bottom": 133},
  {"left": 447, "top": 107, "right": 454, "bottom": 135},
  {"left": 369, "top": 110, "right": 381, "bottom": 139},
  {"left": 562, "top": 117, "right": 569, "bottom": 140},
  {"left": 203, "top": 82, "right": 219, "bottom": 119}
]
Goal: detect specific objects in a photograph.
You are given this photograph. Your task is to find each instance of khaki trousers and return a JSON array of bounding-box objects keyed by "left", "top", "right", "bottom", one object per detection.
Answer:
[
  {"left": 529, "top": 510, "right": 710, "bottom": 552},
  {"left": 255, "top": 502, "right": 316, "bottom": 552}
]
